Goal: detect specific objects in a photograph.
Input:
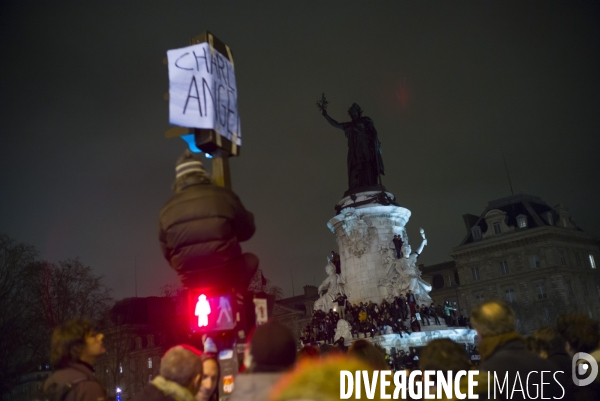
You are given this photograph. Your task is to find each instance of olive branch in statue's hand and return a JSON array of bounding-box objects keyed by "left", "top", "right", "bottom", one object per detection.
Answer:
[{"left": 316, "top": 93, "right": 329, "bottom": 113}]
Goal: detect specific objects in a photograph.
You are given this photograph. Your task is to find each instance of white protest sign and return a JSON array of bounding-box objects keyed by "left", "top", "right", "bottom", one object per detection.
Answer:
[
  {"left": 253, "top": 298, "right": 268, "bottom": 325},
  {"left": 167, "top": 42, "right": 241, "bottom": 146}
]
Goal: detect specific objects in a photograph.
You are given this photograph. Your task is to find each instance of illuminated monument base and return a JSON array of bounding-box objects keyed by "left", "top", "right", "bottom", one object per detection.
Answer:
[
  {"left": 324, "top": 189, "right": 477, "bottom": 353},
  {"left": 357, "top": 328, "right": 477, "bottom": 353},
  {"left": 327, "top": 189, "right": 431, "bottom": 306}
]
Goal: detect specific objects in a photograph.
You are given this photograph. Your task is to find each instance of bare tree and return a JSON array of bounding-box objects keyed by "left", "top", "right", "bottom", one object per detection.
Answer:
[
  {"left": 159, "top": 283, "right": 184, "bottom": 299},
  {"left": 98, "top": 313, "right": 138, "bottom": 398},
  {"left": 23, "top": 258, "right": 114, "bottom": 362},
  {"left": 264, "top": 279, "right": 284, "bottom": 300},
  {"left": 0, "top": 234, "right": 39, "bottom": 394}
]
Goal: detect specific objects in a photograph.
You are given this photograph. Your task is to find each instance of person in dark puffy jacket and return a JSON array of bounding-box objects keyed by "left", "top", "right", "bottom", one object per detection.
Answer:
[
  {"left": 43, "top": 319, "right": 107, "bottom": 401},
  {"left": 159, "top": 150, "right": 257, "bottom": 287}
]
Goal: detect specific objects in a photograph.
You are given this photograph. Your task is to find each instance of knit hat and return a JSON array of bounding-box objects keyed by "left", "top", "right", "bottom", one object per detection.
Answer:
[
  {"left": 248, "top": 321, "right": 296, "bottom": 372},
  {"left": 203, "top": 337, "right": 218, "bottom": 354},
  {"left": 175, "top": 149, "right": 210, "bottom": 180}
]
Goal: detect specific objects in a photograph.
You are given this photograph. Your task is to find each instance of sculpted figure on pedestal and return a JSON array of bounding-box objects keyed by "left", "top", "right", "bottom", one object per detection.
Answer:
[
  {"left": 380, "top": 228, "right": 432, "bottom": 305},
  {"left": 334, "top": 319, "right": 352, "bottom": 342},
  {"left": 314, "top": 261, "right": 346, "bottom": 312},
  {"left": 317, "top": 94, "right": 385, "bottom": 190}
]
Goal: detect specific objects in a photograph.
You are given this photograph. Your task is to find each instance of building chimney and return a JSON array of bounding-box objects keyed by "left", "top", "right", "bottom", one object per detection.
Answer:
[{"left": 303, "top": 285, "right": 318, "bottom": 297}]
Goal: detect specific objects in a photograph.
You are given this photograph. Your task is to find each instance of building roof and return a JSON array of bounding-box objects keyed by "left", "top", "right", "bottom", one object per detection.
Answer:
[
  {"left": 421, "top": 260, "right": 456, "bottom": 274},
  {"left": 276, "top": 285, "right": 319, "bottom": 313},
  {"left": 459, "top": 193, "right": 580, "bottom": 246},
  {"left": 112, "top": 296, "right": 177, "bottom": 325}
]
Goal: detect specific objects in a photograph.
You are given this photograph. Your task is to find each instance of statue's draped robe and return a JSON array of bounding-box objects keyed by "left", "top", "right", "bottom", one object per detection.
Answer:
[
  {"left": 342, "top": 117, "right": 385, "bottom": 189},
  {"left": 315, "top": 274, "right": 345, "bottom": 312},
  {"left": 399, "top": 254, "right": 433, "bottom": 305}
]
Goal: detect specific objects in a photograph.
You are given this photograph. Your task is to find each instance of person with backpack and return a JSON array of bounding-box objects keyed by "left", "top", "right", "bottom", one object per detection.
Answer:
[{"left": 42, "top": 319, "right": 107, "bottom": 401}]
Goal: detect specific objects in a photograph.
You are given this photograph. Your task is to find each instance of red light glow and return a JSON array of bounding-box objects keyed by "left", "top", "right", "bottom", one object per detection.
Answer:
[{"left": 195, "top": 294, "right": 211, "bottom": 327}]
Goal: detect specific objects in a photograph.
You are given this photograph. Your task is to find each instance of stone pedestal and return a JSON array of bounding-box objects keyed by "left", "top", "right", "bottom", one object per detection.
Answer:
[
  {"left": 355, "top": 328, "right": 478, "bottom": 352},
  {"left": 327, "top": 190, "right": 411, "bottom": 305}
]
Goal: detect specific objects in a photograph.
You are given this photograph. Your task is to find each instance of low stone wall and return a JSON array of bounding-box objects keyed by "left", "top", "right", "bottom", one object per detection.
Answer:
[{"left": 345, "top": 328, "right": 477, "bottom": 353}]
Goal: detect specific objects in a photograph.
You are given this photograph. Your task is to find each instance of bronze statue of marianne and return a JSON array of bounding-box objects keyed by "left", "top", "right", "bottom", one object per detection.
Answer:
[{"left": 317, "top": 94, "right": 385, "bottom": 190}]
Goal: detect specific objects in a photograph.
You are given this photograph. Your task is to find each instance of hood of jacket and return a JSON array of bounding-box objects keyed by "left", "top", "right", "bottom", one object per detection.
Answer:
[{"left": 151, "top": 376, "right": 196, "bottom": 401}]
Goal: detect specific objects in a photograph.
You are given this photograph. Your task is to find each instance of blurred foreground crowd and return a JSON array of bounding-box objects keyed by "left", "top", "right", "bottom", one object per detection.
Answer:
[{"left": 37, "top": 300, "right": 600, "bottom": 401}]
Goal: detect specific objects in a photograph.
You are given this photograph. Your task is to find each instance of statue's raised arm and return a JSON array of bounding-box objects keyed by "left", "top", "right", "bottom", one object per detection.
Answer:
[
  {"left": 415, "top": 228, "right": 428, "bottom": 255},
  {"left": 317, "top": 93, "right": 344, "bottom": 129},
  {"left": 322, "top": 109, "right": 344, "bottom": 129}
]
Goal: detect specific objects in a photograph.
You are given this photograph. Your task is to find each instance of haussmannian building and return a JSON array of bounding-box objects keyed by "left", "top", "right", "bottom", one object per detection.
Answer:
[
  {"left": 273, "top": 285, "right": 319, "bottom": 342},
  {"left": 421, "top": 260, "right": 461, "bottom": 310},
  {"left": 449, "top": 193, "right": 600, "bottom": 333},
  {"left": 94, "top": 296, "right": 188, "bottom": 400}
]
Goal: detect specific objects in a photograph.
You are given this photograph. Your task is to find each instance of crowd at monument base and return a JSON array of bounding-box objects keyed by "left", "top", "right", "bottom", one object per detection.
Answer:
[{"left": 312, "top": 186, "right": 477, "bottom": 353}]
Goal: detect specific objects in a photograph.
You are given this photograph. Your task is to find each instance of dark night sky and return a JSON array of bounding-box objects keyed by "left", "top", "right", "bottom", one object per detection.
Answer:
[{"left": 1, "top": 1, "right": 599, "bottom": 300}]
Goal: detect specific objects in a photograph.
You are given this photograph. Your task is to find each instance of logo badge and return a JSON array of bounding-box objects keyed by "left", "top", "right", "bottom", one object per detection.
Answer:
[{"left": 572, "top": 352, "right": 598, "bottom": 386}]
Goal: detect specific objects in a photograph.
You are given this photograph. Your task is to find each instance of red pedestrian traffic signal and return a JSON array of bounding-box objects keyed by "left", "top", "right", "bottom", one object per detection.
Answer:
[
  {"left": 195, "top": 294, "right": 211, "bottom": 327},
  {"left": 188, "top": 289, "right": 237, "bottom": 333}
]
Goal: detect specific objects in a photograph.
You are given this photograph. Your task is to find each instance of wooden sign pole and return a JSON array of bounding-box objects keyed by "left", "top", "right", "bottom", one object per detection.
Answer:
[
  {"left": 211, "top": 149, "right": 231, "bottom": 189},
  {"left": 165, "top": 32, "right": 238, "bottom": 190}
]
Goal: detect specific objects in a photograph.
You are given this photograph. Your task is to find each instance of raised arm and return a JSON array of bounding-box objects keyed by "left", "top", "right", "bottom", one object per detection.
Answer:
[
  {"left": 415, "top": 228, "right": 428, "bottom": 255},
  {"left": 322, "top": 109, "right": 344, "bottom": 129}
]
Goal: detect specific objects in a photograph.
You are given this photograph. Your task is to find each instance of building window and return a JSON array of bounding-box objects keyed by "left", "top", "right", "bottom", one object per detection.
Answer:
[
  {"left": 590, "top": 254, "right": 597, "bottom": 269},
  {"left": 147, "top": 335, "right": 155, "bottom": 348},
  {"left": 517, "top": 215, "right": 527, "bottom": 228},
  {"left": 475, "top": 294, "right": 484, "bottom": 302},
  {"left": 447, "top": 275, "right": 452, "bottom": 286},
  {"left": 148, "top": 358, "right": 152, "bottom": 369},
  {"left": 500, "top": 260, "right": 509, "bottom": 275},
  {"left": 472, "top": 226, "right": 482, "bottom": 240},
  {"left": 505, "top": 288, "right": 516, "bottom": 303},
  {"left": 493, "top": 222, "right": 502, "bottom": 235},
  {"left": 135, "top": 337, "right": 142, "bottom": 349},
  {"left": 149, "top": 374, "right": 153, "bottom": 382},
  {"left": 581, "top": 278, "right": 589, "bottom": 296},
  {"left": 558, "top": 250, "right": 566, "bottom": 265},
  {"left": 537, "top": 283, "right": 547, "bottom": 299},
  {"left": 530, "top": 254, "right": 540, "bottom": 268},
  {"left": 546, "top": 212, "right": 554, "bottom": 226},
  {"left": 542, "top": 308, "right": 552, "bottom": 323},
  {"left": 471, "top": 266, "right": 480, "bottom": 281}
]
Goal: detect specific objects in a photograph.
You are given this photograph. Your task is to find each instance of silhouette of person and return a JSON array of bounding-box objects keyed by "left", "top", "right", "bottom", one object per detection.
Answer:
[{"left": 195, "top": 295, "right": 211, "bottom": 327}]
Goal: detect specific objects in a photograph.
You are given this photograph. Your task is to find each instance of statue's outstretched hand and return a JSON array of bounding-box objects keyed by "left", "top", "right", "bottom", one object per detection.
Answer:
[{"left": 316, "top": 93, "right": 329, "bottom": 112}]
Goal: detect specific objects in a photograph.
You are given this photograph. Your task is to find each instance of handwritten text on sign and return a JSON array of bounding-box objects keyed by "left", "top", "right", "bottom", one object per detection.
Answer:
[{"left": 167, "top": 43, "right": 241, "bottom": 145}]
